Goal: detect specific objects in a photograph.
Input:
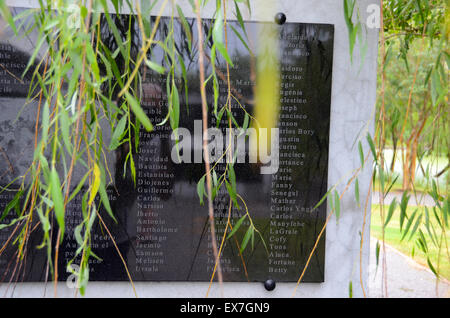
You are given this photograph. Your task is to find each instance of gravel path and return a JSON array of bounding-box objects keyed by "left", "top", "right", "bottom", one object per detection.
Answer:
[{"left": 368, "top": 237, "right": 450, "bottom": 298}]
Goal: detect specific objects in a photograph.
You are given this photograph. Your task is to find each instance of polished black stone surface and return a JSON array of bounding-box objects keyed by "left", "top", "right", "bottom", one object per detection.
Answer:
[{"left": 0, "top": 8, "right": 333, "bottom": 283}]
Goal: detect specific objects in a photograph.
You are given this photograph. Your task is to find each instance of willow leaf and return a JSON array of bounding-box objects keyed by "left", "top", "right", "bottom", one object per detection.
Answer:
[
  {"left": 227, "top": 215, "right": 246, "bottom": 240},
  {"left": 125, "top": 92, "right": 153, "bottom": 132},
  {"left": 50, "top": 168, "right": 65, "bottom": 241}
]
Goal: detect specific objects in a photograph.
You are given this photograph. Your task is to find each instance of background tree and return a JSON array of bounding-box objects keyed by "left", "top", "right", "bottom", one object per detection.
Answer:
[{"left": 380, "top": 0, "right": 448, "bottom": 191}]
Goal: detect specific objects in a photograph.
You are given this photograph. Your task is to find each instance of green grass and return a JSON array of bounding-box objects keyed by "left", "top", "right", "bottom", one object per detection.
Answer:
[{"left": 371, "top": 204, "right": 450, "bottom": 280}]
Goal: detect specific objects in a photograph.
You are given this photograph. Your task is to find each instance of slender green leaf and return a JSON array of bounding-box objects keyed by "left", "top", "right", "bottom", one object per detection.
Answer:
[
  {"left": 125, "top": 92, "right": 153, "bottom": 132},
  {"left": 50, "top": 168, "right": 65, "bottom": 240},
  {"left": 109, "top": 116, "right": 127, "bottom": 150},
  {"left": 145, "top": 59, "right": 166, "bottom": 75},
  {"left": 334, "top": 190, "right": 341, "bottom": 220},
  {"left": 355, "top": 178, "right": 360, "bottom": 207},
  {"left": 227, "top": 215, "right": 246, "bottom": 239},
  {"left": 197, "top": 176, "right": 205, "bottom": 205},
  {"left": 366, "top": 133, "right": 377, "bottom": 163},
  {"left": 401, "top": 209, "right": 418, "bottom": 241},
  {"left": 358, "top": 140, "right": 364, "bottom": 168},
  {"left": 240, "top": 226, "right": 253, "bottom": 254},
  {"left": 384, "top": 198, "right": 397, "bottom": 227}
]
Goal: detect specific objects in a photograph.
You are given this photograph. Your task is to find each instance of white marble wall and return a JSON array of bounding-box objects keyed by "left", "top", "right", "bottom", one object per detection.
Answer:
[{"left": 2, "top": 0, "right": 378, "bottom": 298}]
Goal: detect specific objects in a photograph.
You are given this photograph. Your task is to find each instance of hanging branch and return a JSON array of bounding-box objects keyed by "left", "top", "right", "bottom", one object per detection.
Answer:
[{"left": 194, "top": 0, "right": 223, "bottom": 289}]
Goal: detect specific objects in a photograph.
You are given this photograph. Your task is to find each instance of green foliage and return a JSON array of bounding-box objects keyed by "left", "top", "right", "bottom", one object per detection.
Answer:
[
  {"left": 371, "top": 204, "right": 450, "bottom": 280},
  {"left": 376, "top": 0, "right": 448, "bottom": 282},
  {"left": 343, "top": 0, "right": 367, "bottom": 64},
  {"left": 340, "top": 0, "right": 448, "bottom": 290},
  {"left": 383, "top": 0, "right": 446, "bottom": 42}
]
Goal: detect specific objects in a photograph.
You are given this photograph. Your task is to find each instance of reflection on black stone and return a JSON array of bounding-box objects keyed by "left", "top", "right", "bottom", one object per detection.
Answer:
[{"left": 0, "top": 8, "right": 333, "bottom": 283}]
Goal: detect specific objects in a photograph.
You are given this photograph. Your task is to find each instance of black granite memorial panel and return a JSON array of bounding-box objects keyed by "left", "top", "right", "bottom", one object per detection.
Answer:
[{"left": 0, "top": 7, "right": 333, "bottom": 283}]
